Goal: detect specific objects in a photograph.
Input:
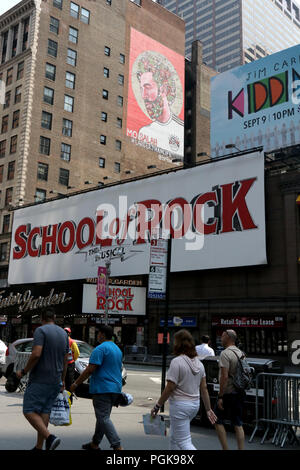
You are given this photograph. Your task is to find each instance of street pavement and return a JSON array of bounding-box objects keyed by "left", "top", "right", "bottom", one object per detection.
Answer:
[{"left": 0, "top": 366, "right": 298, "bottom": 451}]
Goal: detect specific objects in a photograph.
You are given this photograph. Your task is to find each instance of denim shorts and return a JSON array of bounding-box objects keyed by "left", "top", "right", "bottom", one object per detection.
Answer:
[
  {"left": 23, "top": 382, "right": 61, "bottom": 415},
  {"left": 214, "top": 391, "right": 246, "bottom": 427}
]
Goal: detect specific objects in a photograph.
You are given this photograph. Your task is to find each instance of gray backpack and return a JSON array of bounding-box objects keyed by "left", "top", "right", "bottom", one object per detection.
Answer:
[{"left": 231, "top": 349, "right": 253, "bottom": 391}]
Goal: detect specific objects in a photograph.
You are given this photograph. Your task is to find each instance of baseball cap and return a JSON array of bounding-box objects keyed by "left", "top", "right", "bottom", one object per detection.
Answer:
[{"left": 64, "top": 327, "right": 71, "bottom": 334}]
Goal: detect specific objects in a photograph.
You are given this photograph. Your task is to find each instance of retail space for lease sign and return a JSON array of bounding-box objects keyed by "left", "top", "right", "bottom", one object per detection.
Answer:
[
  {"left": 8, "top": 151, "right": 266, "bottom": 284},
  {"left": 211, "top": 44, "right": 300, "bottom": 158}
]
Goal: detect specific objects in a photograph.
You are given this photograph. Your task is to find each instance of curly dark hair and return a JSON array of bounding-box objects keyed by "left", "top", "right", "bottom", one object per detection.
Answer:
[
  {"left": 136, "top": 52, "right": 176, "bottom": 105},
  {"left": 173, "top": 329, "right": 197, "bottom": 358}
]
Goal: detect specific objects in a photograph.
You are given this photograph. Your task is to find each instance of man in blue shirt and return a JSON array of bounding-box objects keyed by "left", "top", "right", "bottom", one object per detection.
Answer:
[{"left": 70, "top": 325, "right": 123, "bottom": 450}]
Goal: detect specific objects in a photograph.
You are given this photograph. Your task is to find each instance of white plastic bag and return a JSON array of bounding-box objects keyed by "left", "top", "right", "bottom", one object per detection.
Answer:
[
  {"left": 49, "top": 390, "right": 72, "bottom": 426},
  {"left": 143, "top": 414, "right": 167, "bottom": 436}
]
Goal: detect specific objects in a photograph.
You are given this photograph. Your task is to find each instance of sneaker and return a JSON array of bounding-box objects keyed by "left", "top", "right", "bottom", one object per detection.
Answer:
[
  {"left": 45, "top": 434, "right": 61, "bottom": 451},
  {"left": 30, "top": 447, "right": 43, "bottom": 451},
  {"left": 82, "top": 442, "right": 101, "bottom": 450}
]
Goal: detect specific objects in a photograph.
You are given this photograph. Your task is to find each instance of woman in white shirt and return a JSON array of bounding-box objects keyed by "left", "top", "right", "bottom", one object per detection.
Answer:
[{"left": 151, "top": 329, "right": 217, "bottom": 450}]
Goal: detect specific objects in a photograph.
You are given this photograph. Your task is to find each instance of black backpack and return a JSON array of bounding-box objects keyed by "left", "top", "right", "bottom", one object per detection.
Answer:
[{"left": 230, "top": 349, "right": 253, "bottom": 391}]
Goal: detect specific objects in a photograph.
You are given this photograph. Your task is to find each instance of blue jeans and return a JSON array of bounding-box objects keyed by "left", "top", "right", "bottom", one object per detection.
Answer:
[
  {"left": 23, "top": 382, "right": 61, "bottom": 415},
  {"left": 92, "top": 394, "right": 121, "bottom": 448}
]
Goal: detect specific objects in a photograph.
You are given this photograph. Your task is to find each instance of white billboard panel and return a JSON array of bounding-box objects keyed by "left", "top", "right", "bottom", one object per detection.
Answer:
[{"left": 8, "top": 152, "right": 266, "bottom": 284}]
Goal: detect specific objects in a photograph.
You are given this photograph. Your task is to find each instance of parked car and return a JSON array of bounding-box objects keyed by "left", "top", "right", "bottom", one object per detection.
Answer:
[
  {"left": 3, "top": 338, "right": 127, "bottom": 394},
  {"left": 193, "top": 355, "right": 284, "bottom": 429},
  {"left": 0, "top": 339, "right": 7, "bottom": 378}
]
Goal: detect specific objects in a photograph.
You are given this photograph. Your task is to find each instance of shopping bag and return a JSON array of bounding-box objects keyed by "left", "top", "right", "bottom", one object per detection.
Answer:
[
  {"left": 143, "top": 414, "right": 167, "bottom": 436},
  {"left": 49, "top": 390, "right": 72, "bottom": 426}
]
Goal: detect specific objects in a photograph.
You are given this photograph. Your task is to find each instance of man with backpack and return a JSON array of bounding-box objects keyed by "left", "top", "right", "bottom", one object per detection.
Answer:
[{"left": 214, "top": 329, "right": 252, "bottom": 450}]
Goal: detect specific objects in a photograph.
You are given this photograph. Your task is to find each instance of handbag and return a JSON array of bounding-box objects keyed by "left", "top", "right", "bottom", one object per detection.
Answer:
[
  {"left": 143, "top": 413, "right": 167, "bottom": 436},
  {"left": 49, "top": 390, "right": 72, "bottom": 426}
]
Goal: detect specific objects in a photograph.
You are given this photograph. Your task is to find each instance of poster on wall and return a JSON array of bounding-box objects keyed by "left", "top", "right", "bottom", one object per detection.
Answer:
[
  {"left": 126, "top": 27, "right": 185, "bottom": 163},
  {"left": 211, "top": 44, "right": 300, "bottom": 158}
]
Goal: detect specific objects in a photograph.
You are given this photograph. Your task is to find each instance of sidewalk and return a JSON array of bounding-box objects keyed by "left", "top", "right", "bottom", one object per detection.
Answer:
[{"left": 0, "top": 378, "right": 298, "bottom": 451}]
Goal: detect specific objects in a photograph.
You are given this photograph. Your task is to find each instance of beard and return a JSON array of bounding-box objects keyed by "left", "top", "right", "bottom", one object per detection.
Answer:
[{"left": 144, "top": 93, "right": 165, "bottom": 121}]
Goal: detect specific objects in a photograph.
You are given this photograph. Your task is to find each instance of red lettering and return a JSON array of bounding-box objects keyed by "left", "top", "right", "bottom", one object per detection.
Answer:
[
  {"left": 28, "top": 227, "right": 41, "bottom": 257},
  {"left": 221, "top": 178, "right": 257, "bottom": 233},
  {"left": 57, "top": 221, "right": 76, "bottom": 253},
  {"left": 123, "top": 299, "right": 133, "bottom": 311},
  {"left": 41, "top": 224, "right": 58, "bottom": 256},
  {"left": 97, "top": 296, "right": 105, "bottom": 309},
  {"left": 13, "top": 224, "right": 27, "bottom": 259},
  {"left": 76, "top": 217, "right": 94, "bottom": 250},
  {"left": 96, "top": 211, "right": 113, "bottom": 247},
  {"left": 193, "top": 192, "right": 218, "bottom": 235},
  {"left": 135, "top": 199, "right": 162, "bottom": 244},
  {"left": 163, "top": 198, "right": 190, "bottom": 238}
]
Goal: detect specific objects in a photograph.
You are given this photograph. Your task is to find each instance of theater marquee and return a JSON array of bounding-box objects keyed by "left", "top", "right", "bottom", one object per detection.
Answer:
[{"left": 8, "top": 152, "right": 266, "bottom": 284}]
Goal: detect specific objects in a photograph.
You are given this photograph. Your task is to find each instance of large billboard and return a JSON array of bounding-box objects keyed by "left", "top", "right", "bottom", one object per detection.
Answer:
[
  {"left": 126, "top": 28, "right": 185, "bottom": 163},
  {"left": 211, "top": 44, "right": 300, "bottom": 158},
  {"left": 8, "top": 152, "right": 266, "bottom": 284}
]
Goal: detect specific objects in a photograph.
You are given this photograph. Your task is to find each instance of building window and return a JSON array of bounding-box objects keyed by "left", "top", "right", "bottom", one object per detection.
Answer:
[
  {"left": 62, "top": 118, "right": 73, "bottom": 137},
  {"left": 22, "top": 18, "right": 29, "bottom": 51},
  {"left": 11, "top": 24, "right": 19, "bottom": 58},
  {"left": 43, "top": 86, "right": 54, "bottom": 105},
  {"left": 50, "top": 16, "right": 59, "bottom": 34},
  {"left": 117, "top": 117, "right": 122, "bottom": 128},
  {"left": 99, "top": 157, "right": 105, "bottom": 168},
  {"left": 59, "top": 168, "right": 69, "bottom": 186},
  {"left": 70, "top": 2, "right": 79, "bottom": 18},
  {"left": 65, "top": 71, "right": 76, "bottom": 89},
  {"left": 1, "top": 31, "right": 8, "bottom": 64},
  {"left": 115, "top": 140, "right": 122, "bottom": 151},
  {"left": 45, "top": 63, "right": 56, "bottom": 81},
  {"left": 0, "top": 243, "right": 7, "bottom": 262},
  {"left": 53, "top": 0, "right": 63, "bottom": 9},
  {"left": 67, "top": 48, "right": 77, "bottom": 66},
  {"left": 4, "top": 91, "right": 11, "bottom": 109},
  {"left": 61, "top": 142, "right": 71, "bottom": 161},
  {"left": 118, "top": 74, "right": 124, "bottom": 86},
  {"left": 120, "top": 53, "right": 125, "bottom": 64},
  {"left": 69, "top": 26, "right": 78, "bottom": 44},
  {"left": 117, "top": 95, "right": 123, "bottom": 107},
  {"left": 2, "top": 215, "right": 10, "bottom": 234},
  {"left": 41, "top": 111, "right": 52, "bottom": 130},
  {"left": 14, "top": 86, "right": 22, "bottom": 104},
  {"left": 48, "top": 39, "right": 58, "bottom": 57},
  {"left": 114, "top": 162, "right": 120, "bottom": 173},
  {"left": 64, "top": 95, "right": 74, "bottom": 112},
  {"left": 5, "top": 187, "right": 13, "bottom": 206},
  {"left": 0, "top": 165, "right": 3, "bottom": 183},
  {"left": 7, "top": 161, "right": 15, "bottom": 180},
  {"left": 17, "top": 61, "right": 24, "bottom": 80},
  {"left": 104, "top": 46, "right": 110, "bottom": 56},
  {"left": 0, "top": 140, "right": 6, "bottom": 158},
  {"left": 100, "top": 135, "right": 106, "bottom": 145},
  {"left": 80, "top": 8, "right": 90, "bottom": 24},
  {"left": 35, "top": 188, "right": 46, "bottom": 202},
  {"left": 102, "top": 89, "right": 108, "bottom": 100},
  {"left": 104, "top": 67, "right": 109, "bottom": 78},
  {"left": 6, "top": 67, "right": 13, "bottom": 86},
  {"left": 1, "top": 115, "right": 8, "bottom": 134},
  {"left": 101, "top": 112, "right": 107, "bottom": 122},
  {"left": 37, "top": 162, "right": 48, "bottom": 181},
  {"left": 40, "top": 136, "right": 51, "bottom": 155},
  {"left": 10, "top": 135, "right": 17, "bottom": 154},
  {"left": 12, "top": 110, "right": 20, "bottom": 129}
]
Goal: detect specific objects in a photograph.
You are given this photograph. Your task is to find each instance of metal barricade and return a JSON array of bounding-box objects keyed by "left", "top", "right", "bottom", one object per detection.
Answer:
[
  {"left": 123, "top": 346, "right": 148, "bottom": 363},
  {"left": 12, "top": 351, "right": 30, "bottom": 392},
  {"left": 249, "top": 373, "right": 300, "bottom": 448}
]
